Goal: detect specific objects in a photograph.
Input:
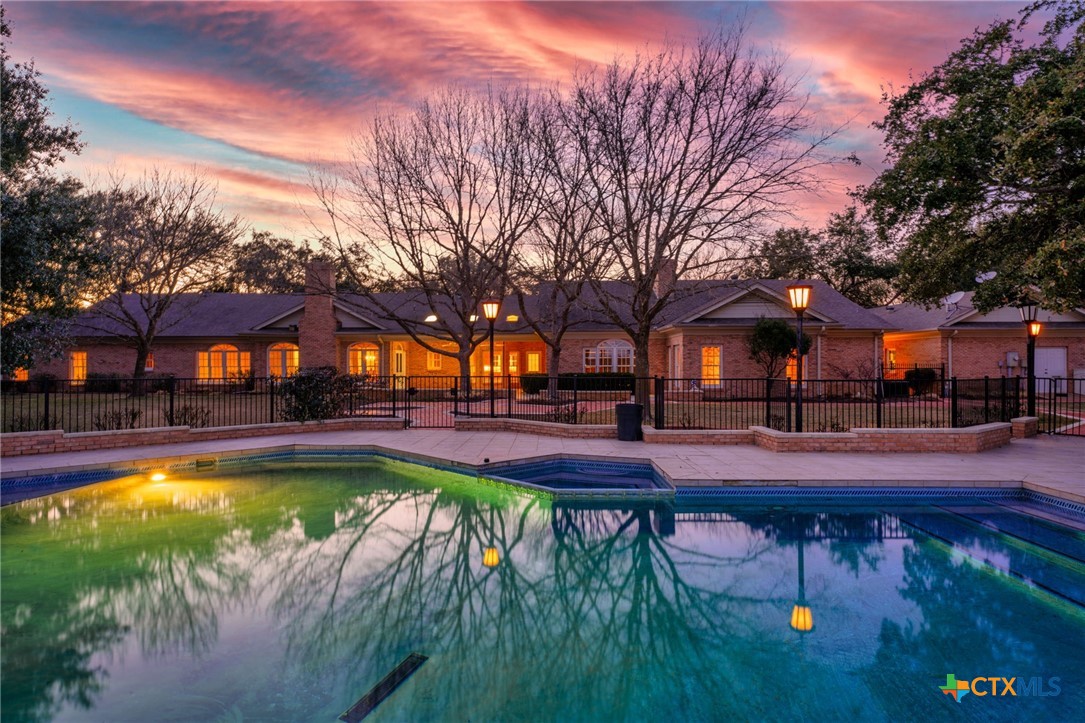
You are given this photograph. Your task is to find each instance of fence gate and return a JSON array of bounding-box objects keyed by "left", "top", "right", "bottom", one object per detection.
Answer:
[{"left": 1039, "top": 378, "right": 1083, "bottom": 436}]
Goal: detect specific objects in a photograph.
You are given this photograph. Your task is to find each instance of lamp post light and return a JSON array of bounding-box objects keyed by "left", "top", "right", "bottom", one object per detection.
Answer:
[
  {"left": 786, "top": 284, "right": 812, "bottom": 433},
  {"left": 790, "top": 540, "right": 814, "bottom": 635},
  {"left": 1019, "top": 304, "right": 1042, "bottom": 417},
  {"left": 482, "top": 299, "right": 501, "bottom": 418}
]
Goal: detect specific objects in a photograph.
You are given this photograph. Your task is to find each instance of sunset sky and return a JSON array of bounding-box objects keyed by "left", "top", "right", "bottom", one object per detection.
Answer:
[{"left": 5, "top": 1, "right": 1032, "bottom": 241}]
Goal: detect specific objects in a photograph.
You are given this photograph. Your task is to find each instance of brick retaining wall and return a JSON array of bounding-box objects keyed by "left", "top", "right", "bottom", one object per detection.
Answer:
[
  {"left": 454, "top": 417, "right": 616, "bottom": 438},
  {"left": 750, "top": 423, "right": 1011, "bottom": 453},
  {"left": 0, "top": 417, "right": 403, "bottom": 457}
]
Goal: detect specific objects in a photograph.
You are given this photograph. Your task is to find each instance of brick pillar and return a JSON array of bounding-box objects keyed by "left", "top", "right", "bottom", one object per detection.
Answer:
[{"left": 299, "top": 260, "right": 339, "bottom": 370}]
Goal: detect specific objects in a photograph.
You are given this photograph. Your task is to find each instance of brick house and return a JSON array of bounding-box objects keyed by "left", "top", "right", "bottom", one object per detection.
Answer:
[
  {"left": 878, "top": 293, "right": 1085, "bottom": 392},
  {"left": 28, "top": 263, "right": 893, "bottom": 383}
]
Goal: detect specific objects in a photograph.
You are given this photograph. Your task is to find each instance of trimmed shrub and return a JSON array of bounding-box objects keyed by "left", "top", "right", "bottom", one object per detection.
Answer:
[
  {"left": 168, "top": 405, "right": 212, "bottom": 428},
  {"left": 84, "top": 373, "right": 125, "bottom": 393},
  {"left": 904, "top": 367, "right": 939, "bottom": 395},
  {"left": 278, "top": 367, "right": 353, "bottom": 422},
  {"left": 520, "top": 373, "right": 636, "bottom": 395}
]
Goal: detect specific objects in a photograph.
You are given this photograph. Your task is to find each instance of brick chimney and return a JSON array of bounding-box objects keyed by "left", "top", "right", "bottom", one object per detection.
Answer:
[
  {"left": 654, "top": 259, "right": 678, "bottom": 298},
  {"left": 298, "top": 260, "right": 338, "bottom": 369}
]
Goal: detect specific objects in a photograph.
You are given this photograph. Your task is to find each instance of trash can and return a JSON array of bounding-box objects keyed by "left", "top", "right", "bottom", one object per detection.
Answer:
[{"left": 616, "top": 403, "right": 643, "bottom": 441}]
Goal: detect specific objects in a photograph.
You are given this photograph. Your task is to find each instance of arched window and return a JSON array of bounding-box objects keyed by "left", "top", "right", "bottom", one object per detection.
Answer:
[
  {"left": 349, "top": 342, "right": 380, "bottom": 377},
  {"left": 583, "top": 339, "right": 634, "bottom": 374},
  {"left": 268, "top": 342, "right": 300, "bottom": 378},
  {"left": 197, "top": 344, "right": 251, "bottom": 380}
]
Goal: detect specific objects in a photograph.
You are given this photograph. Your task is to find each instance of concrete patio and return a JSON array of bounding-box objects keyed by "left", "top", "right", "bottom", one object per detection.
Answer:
[{"left": 2, "top": 428, "right": 1082, "bottom": 504}]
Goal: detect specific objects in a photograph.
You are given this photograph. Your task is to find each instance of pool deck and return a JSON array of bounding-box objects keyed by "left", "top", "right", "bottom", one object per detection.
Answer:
[{"left": 2, "top": 429, "right": 1082, "bottom": 504}]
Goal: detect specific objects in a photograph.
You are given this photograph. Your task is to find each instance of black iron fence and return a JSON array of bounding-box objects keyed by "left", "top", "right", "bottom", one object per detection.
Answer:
[{"left": 2, "top": 372, "right": 1068, "bottom": 434}]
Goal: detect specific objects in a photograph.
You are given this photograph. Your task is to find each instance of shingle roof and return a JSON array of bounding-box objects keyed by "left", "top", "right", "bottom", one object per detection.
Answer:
[
  {"left": 70, "top": 279, "right": 890, "bottom": 339},
  {"left": 73, "top": 293, "right": 305, "bottom": 337}
]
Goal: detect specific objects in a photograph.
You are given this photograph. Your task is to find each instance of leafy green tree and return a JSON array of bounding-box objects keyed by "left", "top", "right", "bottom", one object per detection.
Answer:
[
  {"left": 742, "top": 227, "right": 821, "bottom": 280},
  {"left": 224, "top": 231, "right": 315, "bottom": 293},
  {"left": 0, "top": 9, "right": 103, "bottom": 373},
  {"left": 861, "top": 0, "right": 1084, "bottom": 311},
  {"left": 746, "top": 318, "right": 811, "bottom": 378},
  {"left": 818, "top": 207, "right": 898, "bottom": 307},
  {"left": 745, "top": 208, "right": 898, "bottom": 307}
]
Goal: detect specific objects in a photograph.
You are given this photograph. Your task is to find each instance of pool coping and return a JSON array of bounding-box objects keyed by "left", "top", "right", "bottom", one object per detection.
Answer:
[{"left": 3, "top": 441, "right": 1084, "bottom": 519}]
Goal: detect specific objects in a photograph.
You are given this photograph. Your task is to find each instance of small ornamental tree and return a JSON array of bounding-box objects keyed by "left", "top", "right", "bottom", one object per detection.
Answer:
[{"left": 747, "top": 318, "right": 811, "bottom": 378}]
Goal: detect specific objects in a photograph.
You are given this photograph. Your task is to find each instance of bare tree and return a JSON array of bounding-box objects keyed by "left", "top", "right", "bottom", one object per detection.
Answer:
[
  {"left": 509, "top": 93, "right": 605, "bottom": 396},
  {"left": 314, "top": 86, "right": 546, "bottom": 385},
  {"left": 87, "top": 170, "right": 245, "bottom": 378},
  {"left": 567, "top": 26, "right": 840, "bottom": 404}
]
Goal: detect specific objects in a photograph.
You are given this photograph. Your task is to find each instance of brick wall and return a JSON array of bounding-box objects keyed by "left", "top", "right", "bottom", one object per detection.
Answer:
[
  {"left": 886, "top": 330, "right": 1085, "bottom": 382},
  {"left": 671, "top": 332, "right": 879, "bottom": 380},
  {"left": 454, "top": 417, "right": 616, "bottom": 438},
  {"left": 1, "top": 417, "right": 403, "bottom": 457},
  {"left": 34, "top": 339, "right": 276, "bottom": 379}
]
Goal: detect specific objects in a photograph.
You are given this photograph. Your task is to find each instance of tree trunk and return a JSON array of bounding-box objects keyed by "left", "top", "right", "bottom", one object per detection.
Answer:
[
  {"left": 458, "top": 350, "right": 472, "bottom": 398},
  {"left": 633, "top": 334, "right": 652, "bottom": 421},
  {"left": 131, "top": 342, "right": 150, "bottom": 395},
  {"left": 546, "top": 344, "right": 562, "bottom": 400}
]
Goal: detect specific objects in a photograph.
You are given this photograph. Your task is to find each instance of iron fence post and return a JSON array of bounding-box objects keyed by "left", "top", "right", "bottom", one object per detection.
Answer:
[
  {"left": 785, "top": 378, "right": 792, "bottom": 432},
  {"left": 42, "top": 377, "right": 51, "bottom": 431},
  {"left": 950, "top": 378, "right": 959, "bottom": 428},
  {"left": 507, "top": 373, "right": 512, "bottom": 418},
  {"left": 453, "top": 378, "right": 459, "bottom": 417},
  {"left": 654, "top": 376, "right": 665, "bottom": 430},
  {"left": 391, "top": 375, "right": 398, "bottom": 420},
  {"left": 983, "top": 376, "right": 990, "bottom": 424},
  {"left": 572, "top": 374, "right": 579, "bottom": 424},
  {"left": 168, "top": 376, "right": 176, "bottom": 426},
  {"left": 1000, "top": 376, "right": 1007, "bottom": 421},
  {"left": 764, "top": 377, "right": 772, "bottom": 429},
  {"left": 876, "top": 374, "right": 883, "bottom": 429}
]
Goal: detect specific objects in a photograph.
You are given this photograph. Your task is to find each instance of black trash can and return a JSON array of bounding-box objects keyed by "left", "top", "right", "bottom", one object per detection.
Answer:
[{"left": 616, "top": 403, "right": 643, "bottom": 441}]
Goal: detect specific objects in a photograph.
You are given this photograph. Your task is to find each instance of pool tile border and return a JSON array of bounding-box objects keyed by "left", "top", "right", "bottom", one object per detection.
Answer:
[{"left": 2, "top": 444, "right": 1082, "bottom": 519}]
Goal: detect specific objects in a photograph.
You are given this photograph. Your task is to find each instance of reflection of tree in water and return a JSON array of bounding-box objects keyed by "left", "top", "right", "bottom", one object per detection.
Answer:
[
  {"left": 863, "top": 536, "right": 1085, "bottom": 720},
  {"left": 0, "top": 479, "right": 253, "bottom": 722},
  {"left": 732, "top": 508, "right": 889, "bottom": 576},
  {"left": 268, "top": 494, "right": 871, "bottom": 720}
]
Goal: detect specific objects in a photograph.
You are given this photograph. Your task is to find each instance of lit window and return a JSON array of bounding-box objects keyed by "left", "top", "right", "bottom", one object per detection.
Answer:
[
  {"left": 885, "top": 348, "right": 897, "bottom": 370},
  {"left": 349, "top": 343, "right": 379, "bottom": 376},
  {"left": 424, "top": 314, "right": 438, "bottom": 323},
  {"left": 506, "top": 314, "right": 519, "bottom": 322},
  {"left": 268, "top": 343, "right": 300, "bottom": 378},
  {"left": 701, "top": 347, "right": 721, "bottom": 382},
  {"left": 70, "top": 351, "right": 87, "bottom": 383},
  {"left": 583, "top": 340, "right": 633, "bottom": 374},
  {"left": 527, "top": 352, "right": 541, "bottom": 373},
  {"left": 427, "top": 351, "right": 443, "bottom": 371},
  {"left": 393, "top": 343, "right": 406, "bottom": 375},
  {"left": 508, "top": 352, "right": 519, "bottom": 375},
  {"left": 12, "top": 368, "right": 29, "bottom": 381},
  {"left": 469, "top": 314, "right": 478, "bottom": 322},
  {"left": 197, "top": 344, "right": 251, "bottom": 381},
  {"left": 785, "top": 354, "right": 808, "bottom": 383},
  {"left": 144, "top": 352, "right": 155, "bottom": 372}
]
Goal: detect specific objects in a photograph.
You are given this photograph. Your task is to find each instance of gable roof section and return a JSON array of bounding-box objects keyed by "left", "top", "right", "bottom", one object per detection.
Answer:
[
  {"left": 657, "top": 279, "right": 887, "bottom": 330},
  {"left": 878, "top": 292, "right": 1085, "bottom": 332}
]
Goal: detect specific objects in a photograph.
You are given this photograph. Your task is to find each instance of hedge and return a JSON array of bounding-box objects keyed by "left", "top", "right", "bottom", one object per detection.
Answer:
[{"left": 520, "top": 372, "right": 636, "bottom": 394}]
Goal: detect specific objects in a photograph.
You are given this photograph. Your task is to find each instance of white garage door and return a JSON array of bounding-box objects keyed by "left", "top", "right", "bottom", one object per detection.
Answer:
[{"left": 1035, "top": 347, "right": 1067, "bottom": 394}]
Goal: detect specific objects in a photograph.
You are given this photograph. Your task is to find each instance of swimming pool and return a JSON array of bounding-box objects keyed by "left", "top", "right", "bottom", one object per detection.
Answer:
[{"left": 2, "top": 458, "right": 1082, "bottom": 721}]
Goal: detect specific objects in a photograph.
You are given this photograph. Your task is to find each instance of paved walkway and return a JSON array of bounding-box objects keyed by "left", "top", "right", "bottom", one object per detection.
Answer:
[{"left": 2, "top": 429, "right": 1082, "bottom": 504}]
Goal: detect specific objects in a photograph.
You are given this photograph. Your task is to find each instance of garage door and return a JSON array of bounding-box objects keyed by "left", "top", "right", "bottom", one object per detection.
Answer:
[{"left": 1035, "top": 347, "right": 1067, "bottom": 394}]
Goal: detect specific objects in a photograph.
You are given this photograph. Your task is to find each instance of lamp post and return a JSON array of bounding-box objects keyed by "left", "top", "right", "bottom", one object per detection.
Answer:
[
  {"left": 1019, "top": 304, "right": 1042, "bottom": 417},
  {"left": 482, "top": 299, "right": 501, "bottom": 418},
  {"left": 787, "top": 284, "right": 812, "bottom": 433}
]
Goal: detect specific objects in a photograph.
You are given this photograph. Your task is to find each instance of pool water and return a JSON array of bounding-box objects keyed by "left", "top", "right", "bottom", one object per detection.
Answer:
[{"left": 2, "top": 459, "right": 1083, "bottom": 722}]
